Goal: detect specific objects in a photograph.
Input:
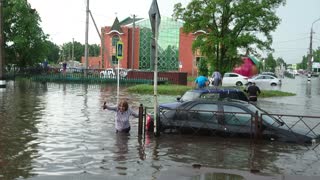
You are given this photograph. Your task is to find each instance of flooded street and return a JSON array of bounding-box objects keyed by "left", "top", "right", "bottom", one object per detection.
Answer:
[{"left": 0, "top": 76, "right": 320, "bottom": 180}]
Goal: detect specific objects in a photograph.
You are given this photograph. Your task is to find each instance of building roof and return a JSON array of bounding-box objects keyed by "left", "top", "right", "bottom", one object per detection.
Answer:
[
  {"left": 248, "top": 55, "right": 260, "bottom": 66},
  {"left": 120, "top": 17, "right": 144, "bottom": 26},
  {"left": 107, "top": 17, "right": 123, "bottom": 34}
]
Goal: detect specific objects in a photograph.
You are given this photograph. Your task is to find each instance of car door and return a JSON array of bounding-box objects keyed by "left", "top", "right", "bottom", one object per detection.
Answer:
[
  {"left": 222, "top": 105, "right": 252, "bottom": 134},
  {"left": 184, "top": 103, "right": 220, "bottom": 130},
  {"left": 253, "top": 75, "right": 266, "bottom": 86},
  {"left": 224, "top": 73, "right": 241, "bottom": 86},
  {"left": 222, "top": 73, "right": 232, "bottom": 86}
]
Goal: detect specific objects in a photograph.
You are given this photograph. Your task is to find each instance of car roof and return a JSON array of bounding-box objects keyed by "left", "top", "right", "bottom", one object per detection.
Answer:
[
  {"left": 188, "top": 87, "right": 243, "bottom": 93},
  {"left": 177, "top": 98, "right": 252, "bottom": 109}
]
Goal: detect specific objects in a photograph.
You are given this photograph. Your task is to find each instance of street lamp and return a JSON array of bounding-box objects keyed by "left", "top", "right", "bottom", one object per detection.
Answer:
[{"left": 307, "top": 18, "right": 320, "bottom": 82}]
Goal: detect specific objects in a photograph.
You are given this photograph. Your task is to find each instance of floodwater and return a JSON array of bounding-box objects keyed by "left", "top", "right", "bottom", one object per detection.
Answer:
[{"left": 0, "top": 76, "right": 320, "bottom": 180}]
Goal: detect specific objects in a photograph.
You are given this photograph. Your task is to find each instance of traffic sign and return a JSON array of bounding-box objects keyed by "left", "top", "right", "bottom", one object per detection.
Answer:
[{"left": 116, "top": 41, "right": 123, "bottom": 60}]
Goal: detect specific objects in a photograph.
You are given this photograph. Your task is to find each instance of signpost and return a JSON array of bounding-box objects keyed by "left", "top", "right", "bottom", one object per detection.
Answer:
[
  {"left": 149, "top": 0, "right": 161, "bottom": 136},
  {"left": 116, "top": 41, "right": 123, "bottom": 104},
  {"left": 0, "top": 0, "right": 6, "bottom": 88}
]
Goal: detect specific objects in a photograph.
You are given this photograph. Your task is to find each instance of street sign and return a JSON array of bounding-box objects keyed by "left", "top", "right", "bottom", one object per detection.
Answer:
[
  {"left": 149, "top": 0, "right": 161, "bottom": 36},
  {"left": 116, "top": 41, "right": 123, "bottom": 60}
]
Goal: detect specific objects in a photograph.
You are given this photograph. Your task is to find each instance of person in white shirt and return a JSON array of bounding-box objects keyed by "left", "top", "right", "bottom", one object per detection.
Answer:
[{"left": 103, "top": 99, "right": 139, "bottom": 133}]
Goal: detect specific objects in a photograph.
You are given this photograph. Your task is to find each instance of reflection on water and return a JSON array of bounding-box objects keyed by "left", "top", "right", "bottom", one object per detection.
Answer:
[
  {"left": 191, "top": 172, "right": 245, "bottom": 180},
  {"left": 0, "top": 78, "right": 320, "bottom": 179},
  {"left": 257, "top": 76, "right": 320, "bottom": 116}
]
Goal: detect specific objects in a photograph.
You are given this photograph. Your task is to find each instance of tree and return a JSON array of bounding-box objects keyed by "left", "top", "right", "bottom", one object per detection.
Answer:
[
  {"left": 44, "top": 41, "right": 60, "bottom": 63},
  {"left": 198, "top": 57, "right": 209, "bottom": 76},
  {"left": 89, "top": 44, "right": 100, "bottom": 57},
  {"left": 297, "top": 55, "right": 308, "bottom": 70},
  {"left": 297, "top": 47, "right": 320, "bottom": 70},
  {"left": 264, "top": 53, "right": 277, "bottom": 72},
  {"left": 173, "top": 0, "right": 285, "bottom": 74},
  {"left": 60, "top": 42, "right": 100, "bottom": 62},
  {"left": 276, "top": 57, "right": 286, "bottom": 69},
  {"left": 3, "top": 0, "right": 48, "bottom": 67}
]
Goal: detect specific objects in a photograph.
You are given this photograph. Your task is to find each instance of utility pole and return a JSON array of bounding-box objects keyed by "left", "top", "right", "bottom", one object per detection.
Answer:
[
  {"left": 72, "top": 38, "right": 74, "bottom": 61},
  {"left": 131, "top": 14, "right": 135, "bottom": 69},
  {"left": 0, "top": 0, "right": 5, "bottom": 88},
  {"left": 308, "top": 26, "right": 313, "bottom": 82},
  {"left": 101, "top": 27, "right": 105, "bottom": 69},
  {"left": 84, "top": 0, "right": 89, "bottom": 76},
  {"left": 308, "top": 18, "right": 320, "bottom": 83}
]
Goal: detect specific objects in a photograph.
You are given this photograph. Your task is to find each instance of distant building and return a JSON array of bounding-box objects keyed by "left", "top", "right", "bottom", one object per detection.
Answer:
[{"left": 82, "top": 17, "right": 258, "bottom": 77}]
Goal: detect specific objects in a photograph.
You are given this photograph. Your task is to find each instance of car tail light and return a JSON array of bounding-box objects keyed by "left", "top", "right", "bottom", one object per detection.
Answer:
[{"left": 146, "top": 114, "right": 154, "bottom": 132}]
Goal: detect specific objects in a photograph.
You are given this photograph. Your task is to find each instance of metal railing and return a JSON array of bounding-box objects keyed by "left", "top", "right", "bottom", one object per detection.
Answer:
[{"left": 138, "top": 105, "right": 320, "bottom": 147}]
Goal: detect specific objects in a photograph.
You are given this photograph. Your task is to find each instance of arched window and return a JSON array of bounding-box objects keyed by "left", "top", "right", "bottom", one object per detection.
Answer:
[{"left": 112, "top": 35, "right": 120, "bottom": 46}]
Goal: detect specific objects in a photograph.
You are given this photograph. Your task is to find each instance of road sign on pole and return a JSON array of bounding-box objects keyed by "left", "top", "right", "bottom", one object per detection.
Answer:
[{"left": 116, "top": 41, "right": 123, "bottom": 60}]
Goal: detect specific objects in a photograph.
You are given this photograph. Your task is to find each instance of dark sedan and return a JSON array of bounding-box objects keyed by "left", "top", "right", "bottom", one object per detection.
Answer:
[{"left": 149, "top": 99, "right": 319, "bottom": 144}]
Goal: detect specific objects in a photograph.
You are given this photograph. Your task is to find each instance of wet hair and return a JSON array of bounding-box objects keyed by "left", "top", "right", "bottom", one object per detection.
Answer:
[{"left": 118, "top": 100, "right": 129, "bottom": 111}]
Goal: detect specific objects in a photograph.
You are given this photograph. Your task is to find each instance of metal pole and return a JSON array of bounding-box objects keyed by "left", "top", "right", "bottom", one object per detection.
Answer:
[
  {"left": 0, "top": 0, "right": 5, "bottom": 88},
  {"left": 101, "top": 27, "right": 105, "bottom": 69},
  {"left": 153, "top": 14, "right": 159, "bottom": 136},
  {"left": 138, "top": 104, "right": 143, "bottom": 135},
  {"left": 84, "top": 0, "right": 89, "bottom": 77},
  {"left": 308, "top": 18, "right": 320, "bottom": 83},
  {"left": 131, "top": 14, "right": 135, "bottom": 69},
  {"left": 72, "top": 38, "right": 74, "bottom": 61}
]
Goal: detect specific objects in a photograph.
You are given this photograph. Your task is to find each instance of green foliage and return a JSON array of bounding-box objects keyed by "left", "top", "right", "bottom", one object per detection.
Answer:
[
  {"left": 198, "top": 58, "right": 209, "bottom": 76},
  {"left": 45, "top": 41, "right": 60, "bottom": 63},
  {"left": 129, "top": 84, "right": 295, "bottom": 97},
  {"left": 173, "top": 0, "right": 285, "bottom": 74},
  {"left": 3, "top": 0, "right": 48, "bottom": 67},
  {"left": 60, "top": 42, "right": 100, "bottom": 62},
  {"left": 297, "top": 47, "right": 320, "bottom": 70},
  {"left": 127, "top": 84, "right": 192, "bottom": 95},
  {"left": 297, "top": 55, "right": 307, "bottom": 70},
  {"left": 264, "top": 53, "right": 277, "bottom": 72},
  {"left": 259, "top": 90, "right": 295, "bottom": 98}
]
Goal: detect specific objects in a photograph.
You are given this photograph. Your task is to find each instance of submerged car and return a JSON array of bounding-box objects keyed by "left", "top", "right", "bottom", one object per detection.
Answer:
[
  {"left": 178, "top": 87, "right": 248, "bottom": 102},
  {"left": 160, "top": 87, "right": 248, "bottom": 111},
  {"left": 148, "top": 99, "right": 319, "bottom": 144}
]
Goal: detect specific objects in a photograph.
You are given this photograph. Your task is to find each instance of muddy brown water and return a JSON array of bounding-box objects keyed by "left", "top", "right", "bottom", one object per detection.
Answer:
[{"left": 0, "top": 76, "right": 320, "bottom": 179}]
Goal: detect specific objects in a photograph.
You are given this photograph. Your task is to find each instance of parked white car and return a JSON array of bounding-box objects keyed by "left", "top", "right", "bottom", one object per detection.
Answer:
[
  {"left": 222, "top": 72, "right": 248, "bottom": 86},
  {"left": 248, "top": 74, "right": 281, "bottom": 86}
]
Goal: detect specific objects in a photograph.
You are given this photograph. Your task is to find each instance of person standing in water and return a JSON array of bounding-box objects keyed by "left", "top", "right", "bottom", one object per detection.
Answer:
[{"left": 103, "top": 99, "right": 139, "bottom": 133}]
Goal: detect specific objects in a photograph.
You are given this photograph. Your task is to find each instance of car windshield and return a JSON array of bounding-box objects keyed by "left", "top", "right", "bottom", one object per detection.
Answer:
[
  {"left": 246, "top": 103, "right": 282, "bottom": 125},
  {"left": 180, "top": 91, "right": 201, "bottom": 101}
]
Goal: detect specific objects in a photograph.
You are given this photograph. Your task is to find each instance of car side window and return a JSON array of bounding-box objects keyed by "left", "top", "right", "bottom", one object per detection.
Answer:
[
  {"left": 190, "top": 104, "right": 219, "bottom": 123},
  {"left": 200, "top": 93, "right": 219, "bottom": 99},
  {"left": 223, "top": 105, "right": 251, "bottom": 126}
]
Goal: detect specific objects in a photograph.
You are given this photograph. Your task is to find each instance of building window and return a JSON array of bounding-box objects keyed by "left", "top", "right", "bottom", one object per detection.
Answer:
[
  {"left": 112, "top": 55, "right": 118, "bottom": 64},
  {"left": 196, "top": 57, "right": 203, "bottom": 67},
  {"left": 112, "top": 36, "right": 120, "bottom": 46}
]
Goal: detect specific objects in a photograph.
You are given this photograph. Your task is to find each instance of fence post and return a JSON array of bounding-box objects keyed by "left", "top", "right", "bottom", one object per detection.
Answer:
[
  {"left": 254, "top": 111, "right": 259, "bottom": 142},
  {"left": 154, "top": 111, "right": 160, "bottom": 137},
  {"left": 138, "top": 104, "right": 143, "bottom": 135}
]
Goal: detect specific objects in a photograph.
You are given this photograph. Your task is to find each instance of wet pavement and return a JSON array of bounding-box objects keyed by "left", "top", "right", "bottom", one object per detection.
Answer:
[{"left": 0, "top": 76, "right": 320, "bottom": 180}]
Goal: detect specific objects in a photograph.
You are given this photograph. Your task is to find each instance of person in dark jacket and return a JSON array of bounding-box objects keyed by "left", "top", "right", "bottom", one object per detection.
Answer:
[{"left": 245, "top": 82, "right": 261, "bottom": 101}]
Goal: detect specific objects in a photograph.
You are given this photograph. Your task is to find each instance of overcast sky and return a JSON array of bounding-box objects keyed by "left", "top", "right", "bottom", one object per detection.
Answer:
[{"left": 28, "top": 0, "right": 320, "bottom": 64}]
